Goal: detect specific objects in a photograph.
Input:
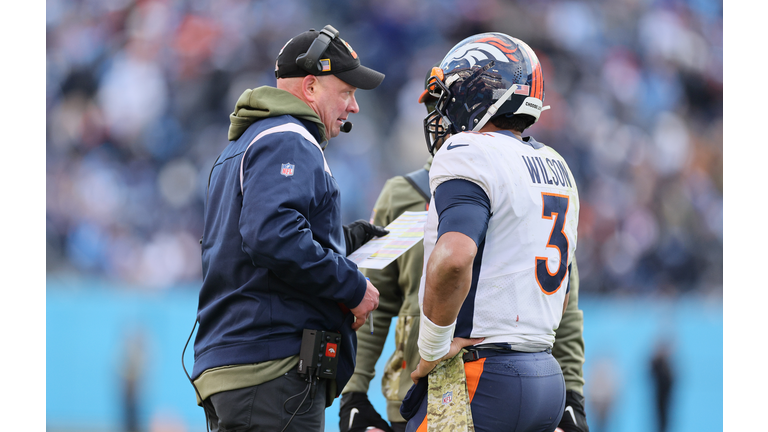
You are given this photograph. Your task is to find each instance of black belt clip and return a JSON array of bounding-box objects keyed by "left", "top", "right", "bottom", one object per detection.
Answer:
[{"left": 462, "top": 348, "right": 482, "bottom": 363}]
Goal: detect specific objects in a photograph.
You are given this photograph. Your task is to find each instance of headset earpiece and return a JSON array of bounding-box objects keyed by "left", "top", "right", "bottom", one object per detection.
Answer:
[{"left": 295, "top": 25, "right": 339, "bottom": 74}]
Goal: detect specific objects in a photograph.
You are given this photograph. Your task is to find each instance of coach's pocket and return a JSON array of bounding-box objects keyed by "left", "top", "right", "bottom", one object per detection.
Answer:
[{"left": 209, "top": 385, "right": 257, "bottom": 431}]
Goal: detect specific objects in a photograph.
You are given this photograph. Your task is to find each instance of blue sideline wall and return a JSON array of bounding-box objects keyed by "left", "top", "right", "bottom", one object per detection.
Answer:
[{"left": 46, "top": 279, "right": 722, "bottom": 432}]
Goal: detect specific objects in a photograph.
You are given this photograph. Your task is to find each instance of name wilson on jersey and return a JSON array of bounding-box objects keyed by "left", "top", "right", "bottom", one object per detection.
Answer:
[{"left": 521, "top": 155, "right": 572, "bottom": 188}]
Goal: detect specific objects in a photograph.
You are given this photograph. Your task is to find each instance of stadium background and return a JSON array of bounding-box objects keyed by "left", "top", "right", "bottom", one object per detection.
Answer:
[{"left": 45, "top": 0, "right": 723, "bottom": 431}]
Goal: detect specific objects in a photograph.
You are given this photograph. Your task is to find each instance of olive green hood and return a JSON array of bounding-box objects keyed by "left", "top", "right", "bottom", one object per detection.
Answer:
[
  {"left": 228, "top": 86, "right": 327, "bottom": 142},
  {"left": 424, "top": 156, "right": 433, "bottom": 172}
]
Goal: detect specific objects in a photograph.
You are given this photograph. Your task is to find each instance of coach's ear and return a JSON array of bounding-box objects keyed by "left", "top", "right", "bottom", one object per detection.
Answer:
[{"left": 302, "top": 74, "right": 320, "bottom": 103}]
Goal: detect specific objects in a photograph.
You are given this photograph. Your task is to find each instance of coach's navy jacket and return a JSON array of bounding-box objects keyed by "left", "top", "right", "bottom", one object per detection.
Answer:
[{"left": 192, "top": 86, "right": 367, "bottom": 397}]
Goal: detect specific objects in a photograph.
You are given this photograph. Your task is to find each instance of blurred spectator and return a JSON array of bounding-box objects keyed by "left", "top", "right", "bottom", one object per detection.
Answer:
[
  {"left": 588, "top": 356, "right": 619, "bottom": 432},
  {"left": 120, "top": 328, "right": 146, "bottom": 432},
  {"left": 46, "top": 0, "right": 722, "bottom": 295},
  {"left": 650, "top": 340, "right": 676, "bottom": 432}
]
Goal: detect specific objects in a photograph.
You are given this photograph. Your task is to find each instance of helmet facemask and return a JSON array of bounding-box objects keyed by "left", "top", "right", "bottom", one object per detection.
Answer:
[{"left": 423, "top": 70, "right": 453, "bottom": 155}]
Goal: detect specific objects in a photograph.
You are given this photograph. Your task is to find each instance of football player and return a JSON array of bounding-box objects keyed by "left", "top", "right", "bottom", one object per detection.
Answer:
[
  {"left": 404, "top": 32, "right": 581, "bottom": 432},
  {"left": 341, "top": 55, "right": 589, "bottom": 431}
]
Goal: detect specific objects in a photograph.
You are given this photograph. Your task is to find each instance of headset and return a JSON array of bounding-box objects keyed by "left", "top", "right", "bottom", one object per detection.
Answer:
[
  {"left": 294, "top": 24, "right": 353, "bottom": 134},
  {"left": 296, "top": 25, "right": 339, "bottom": 74}
]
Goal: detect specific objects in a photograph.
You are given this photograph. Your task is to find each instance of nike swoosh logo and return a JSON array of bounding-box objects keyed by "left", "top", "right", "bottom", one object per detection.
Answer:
[
  {"left": 446, "top": 143, "right": 468, "bottom": 150},
  {"left": 349, "top": 408, "right": 359, "bottom": 429},
  {"left": 565, "top": 405, "right": 577, "bottom": 424}
]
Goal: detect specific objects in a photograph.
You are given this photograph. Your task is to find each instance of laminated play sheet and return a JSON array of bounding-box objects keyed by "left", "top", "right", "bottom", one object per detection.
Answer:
[{"left": 348, "top": 211, "right": 429, "bottom": 270}]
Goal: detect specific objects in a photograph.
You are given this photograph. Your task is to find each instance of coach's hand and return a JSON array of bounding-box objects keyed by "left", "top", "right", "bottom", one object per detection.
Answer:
[
  {"left": 344, "top": 220, "right": 389, "bottom": 255},
  {"left": 339, "top": 392, "right": 394, "bottom": 432},
  {"left": 556, "top": 390, "right": 590, "bottom": 432},
  {"left": 350, "top": 279, "right": 379, "bottom": 331}
]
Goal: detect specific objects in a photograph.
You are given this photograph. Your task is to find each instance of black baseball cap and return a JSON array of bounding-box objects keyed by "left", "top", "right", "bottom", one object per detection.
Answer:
[{"left": 275, "top": 27, "right": 385, "bottom": 90}]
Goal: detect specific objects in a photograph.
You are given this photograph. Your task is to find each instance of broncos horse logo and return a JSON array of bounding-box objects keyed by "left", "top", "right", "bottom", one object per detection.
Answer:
[{"left": 443, "top": 36, "right": 520, "bottom": 68}]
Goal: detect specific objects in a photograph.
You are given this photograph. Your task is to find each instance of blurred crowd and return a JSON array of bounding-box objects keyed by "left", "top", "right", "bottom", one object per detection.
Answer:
[{"left": 46, "top": 0, "right": 722, "bottom": 296}]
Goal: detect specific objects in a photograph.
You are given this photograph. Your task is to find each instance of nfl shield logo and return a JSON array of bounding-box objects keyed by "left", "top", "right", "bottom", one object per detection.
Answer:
[
  {"left": 442, "top": 391, "right": 453, "bottom": 404},
  {"left": 280, "top": 163, "right": 295, "bottom": 177}
]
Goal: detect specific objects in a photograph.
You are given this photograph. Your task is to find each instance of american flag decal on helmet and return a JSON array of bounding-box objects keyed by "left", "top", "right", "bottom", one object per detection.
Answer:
[{"left": 280, "top": 163, "right": 295, "bottom": 177}]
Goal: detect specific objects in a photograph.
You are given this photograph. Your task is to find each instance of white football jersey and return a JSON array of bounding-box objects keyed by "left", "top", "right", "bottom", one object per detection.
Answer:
[{"left": 419, "top": 130, "right": 579, "bottom": 352}]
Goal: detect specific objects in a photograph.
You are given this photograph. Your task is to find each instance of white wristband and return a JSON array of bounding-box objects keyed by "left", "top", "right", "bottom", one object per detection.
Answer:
[{"left": 418, "top": 309, "right": 456, "bottom": 362}]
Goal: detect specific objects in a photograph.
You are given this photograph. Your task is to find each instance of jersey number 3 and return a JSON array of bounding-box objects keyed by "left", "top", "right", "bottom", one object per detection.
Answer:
[{"left": 536, "top": 193, "right": 570, "bottom": 295}]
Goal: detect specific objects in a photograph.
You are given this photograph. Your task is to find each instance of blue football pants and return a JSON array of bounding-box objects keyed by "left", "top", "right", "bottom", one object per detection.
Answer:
[{"left": 405, "top": 350, "right": 566, "bottom": 432}]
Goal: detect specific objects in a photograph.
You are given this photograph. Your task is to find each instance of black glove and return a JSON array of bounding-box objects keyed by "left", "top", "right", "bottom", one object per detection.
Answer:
[
  {"left": 343, "top": 220, "right": 389, "bottom": 255},
  {"left": 557, "top": 390, "right": 590, "bottom": 432},
  {"left": 339, "top": 392, "right": 394, "bottom": 432}
]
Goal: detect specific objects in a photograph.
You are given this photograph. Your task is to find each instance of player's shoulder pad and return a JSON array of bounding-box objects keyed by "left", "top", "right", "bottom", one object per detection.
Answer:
[{"left": 430, "top": 132, "right": 493, "bottom": 198}]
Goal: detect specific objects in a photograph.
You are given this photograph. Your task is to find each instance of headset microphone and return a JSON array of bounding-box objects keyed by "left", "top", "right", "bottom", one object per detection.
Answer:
[{"left": 341, "top": 121, "right": 353, "bottom": 133}]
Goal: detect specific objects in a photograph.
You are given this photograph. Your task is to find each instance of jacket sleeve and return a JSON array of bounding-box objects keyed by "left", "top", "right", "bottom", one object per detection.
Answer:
[
  {"left": 552, "top": 257, "right": 586, "bottom": 394},
  {"left": 343, "top": 178, "right": 404, "bottom": 394},
  {"left": 238, "top": 131, "right": 366, "bottom": 309}
]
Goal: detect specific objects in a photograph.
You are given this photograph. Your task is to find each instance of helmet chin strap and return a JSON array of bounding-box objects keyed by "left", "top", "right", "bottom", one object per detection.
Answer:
[
  {"left": 472, "top": 84, "right": 522, "bottom": 132},
  {"left": 471, "top": 84, "right": 550, "bottom": 132}
]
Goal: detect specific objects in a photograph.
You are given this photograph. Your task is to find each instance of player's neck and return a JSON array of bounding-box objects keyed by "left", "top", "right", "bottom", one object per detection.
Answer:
[{"left": 478, "top": 123, "right": 522, "bottom": 140}]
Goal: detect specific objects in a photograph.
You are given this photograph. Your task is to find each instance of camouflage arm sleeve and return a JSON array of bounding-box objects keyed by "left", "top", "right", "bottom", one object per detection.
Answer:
[
  {"left": 342, "top": 179, "right": 404, "bottom": 394},
  {"left": 551, "top": 258, "right": 586, "bottom": 394}
]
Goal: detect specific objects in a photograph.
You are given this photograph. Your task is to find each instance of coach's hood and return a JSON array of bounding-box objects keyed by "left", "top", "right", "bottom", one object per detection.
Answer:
[{"left": 228, "top": 86, "right": 327, "bottom": 142}]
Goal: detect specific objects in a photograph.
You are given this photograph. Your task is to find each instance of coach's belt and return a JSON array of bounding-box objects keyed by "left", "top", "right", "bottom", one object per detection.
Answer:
[{"left": 462, "top": 344, "right": 552, "bottom": 362}]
